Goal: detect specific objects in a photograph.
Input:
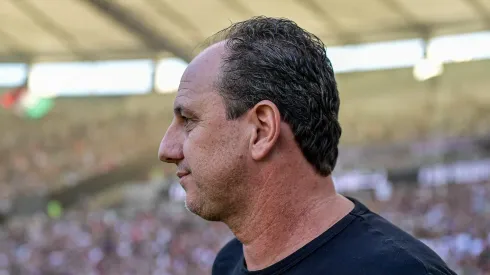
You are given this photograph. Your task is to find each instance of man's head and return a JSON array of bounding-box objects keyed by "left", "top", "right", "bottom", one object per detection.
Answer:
[{"left": 159, "top": 16, "right": 341, "bottom": 222}]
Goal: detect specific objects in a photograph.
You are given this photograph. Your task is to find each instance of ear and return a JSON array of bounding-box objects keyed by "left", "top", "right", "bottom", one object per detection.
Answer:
[{"left": 248, "top": 100, "right": 281, "bottom": 160}]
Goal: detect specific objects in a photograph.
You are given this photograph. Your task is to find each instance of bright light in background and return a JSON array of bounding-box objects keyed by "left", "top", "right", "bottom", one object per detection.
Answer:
[
  {"left": 1, "top": 31, "right": 489, "bottom": 96},
  {"left": 0, "top": 63, "right": 27, "bottom": 87},
  {"left": 29, "top": 60, "right": 154, "bottom": 97},
  {"left": 428, "top": 31, "right": 490, "bottom": 63},
  {"left": 92, "top": 60, "right": 154, "bottom": 94},
  {"left": 327, "top": 32, "right": 490, "bottom": 75},
  {"left": 29, "top": 62, "right": 87, "bottom": 98},
  {"left": 413, "top": 58, "right": 444, "bottom": 82},
  {"left": 154, "top": 58, "right": 188, "bottom": 94},
  {"left": 327, "top": 39, "right": 425, "bottom": 73}
]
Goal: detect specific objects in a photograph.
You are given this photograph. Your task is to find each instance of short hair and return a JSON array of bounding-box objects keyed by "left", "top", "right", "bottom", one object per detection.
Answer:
[{"left": 213, "top": 16, "right": 341, "bottom": 176}]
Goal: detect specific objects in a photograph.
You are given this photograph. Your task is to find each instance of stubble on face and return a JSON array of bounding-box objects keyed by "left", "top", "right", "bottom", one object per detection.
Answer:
[
  {"left": 176, "top": 42, "right": 252, "bottom": 223},
  {"left": 182, "top": 117, "right": 250, "bottom": 222}
]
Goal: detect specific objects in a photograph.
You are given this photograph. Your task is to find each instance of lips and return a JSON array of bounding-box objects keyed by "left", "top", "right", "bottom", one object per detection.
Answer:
[{"left": 176, "top": 171, "right": 190, "bottom": 179}]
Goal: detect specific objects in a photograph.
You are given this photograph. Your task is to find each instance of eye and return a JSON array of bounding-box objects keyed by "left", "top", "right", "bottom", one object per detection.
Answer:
[{"left": 181, "top": 116, "right": 194, "bottom": 131}]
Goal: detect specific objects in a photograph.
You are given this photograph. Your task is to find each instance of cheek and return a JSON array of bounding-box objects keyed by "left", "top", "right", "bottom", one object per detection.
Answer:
[
  {"left": 183, "top": 123, "right": 244, "bottom": 173},
  {"left": 183, "top": 125, "right": 224, "bottom": 167}
]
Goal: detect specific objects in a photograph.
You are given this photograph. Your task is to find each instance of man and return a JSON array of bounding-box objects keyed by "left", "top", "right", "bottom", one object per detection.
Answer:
[{"left": 158, "top": 16, "right": 456, "bottom": 275}]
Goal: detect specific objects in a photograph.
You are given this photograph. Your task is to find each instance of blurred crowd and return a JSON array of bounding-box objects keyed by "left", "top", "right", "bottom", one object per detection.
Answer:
[
  {"left": 369, "top": 180, "right": 490, "bottom": 275},
  {"left": 0, "top": 179, "right": 488, "bottom": 274},
  {"left": 2, "top": 108, "right": 488, "bottom": 205},
  {"left": 0, "top": 198, "right": 233, "bottom": 275},
  {"left": 0, "top": 113, "right": 161, "bottom": 208},
  {"left": 1, "top": 107, "right": 489, "bottom": 274}
]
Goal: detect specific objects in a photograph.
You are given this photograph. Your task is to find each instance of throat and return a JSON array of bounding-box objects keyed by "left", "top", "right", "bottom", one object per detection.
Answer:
[{"left": 239, "top": 194, "right": 354, "bottom": 271}]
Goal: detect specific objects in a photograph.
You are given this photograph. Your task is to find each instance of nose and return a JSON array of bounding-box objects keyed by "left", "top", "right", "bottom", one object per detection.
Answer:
[{"left": 158, "top": 123, "right": 184, "bottom": 164}]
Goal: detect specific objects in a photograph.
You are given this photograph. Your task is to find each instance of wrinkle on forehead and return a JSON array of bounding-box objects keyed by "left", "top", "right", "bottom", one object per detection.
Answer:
[
  {"left": 174, "top": 88, "right": 199, "bottom": 109},
  {"left": 174, "top": 86, "right": 207, "bottom": 113}
]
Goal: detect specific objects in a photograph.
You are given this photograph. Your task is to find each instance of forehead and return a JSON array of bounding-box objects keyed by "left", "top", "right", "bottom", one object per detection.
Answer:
[
  {"left": 175, "top": 43, "right": 224, "bottom": 109},
  {"left": 175, "top": 42, "right": 226, "bottom": 105}
]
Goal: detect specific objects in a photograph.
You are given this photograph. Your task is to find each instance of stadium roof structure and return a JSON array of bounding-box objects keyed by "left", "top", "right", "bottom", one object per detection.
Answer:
[{"left": 0, "top": 0, "right": 489, "bottom": 63}]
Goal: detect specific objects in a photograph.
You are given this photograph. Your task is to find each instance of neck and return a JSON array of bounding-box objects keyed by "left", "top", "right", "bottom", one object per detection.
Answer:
[{"left": 224, "top": 168, "right": 354, "bottom": 271}]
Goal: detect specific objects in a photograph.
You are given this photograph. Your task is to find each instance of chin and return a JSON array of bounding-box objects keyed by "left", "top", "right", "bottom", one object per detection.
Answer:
[{"left": 184, "top": 196, "right": 222, "bottom": 222}]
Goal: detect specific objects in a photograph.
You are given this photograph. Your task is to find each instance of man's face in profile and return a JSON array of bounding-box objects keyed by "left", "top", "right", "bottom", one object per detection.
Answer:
[{"left": 159, "top": 43, "right": 251, "bottom": 222}]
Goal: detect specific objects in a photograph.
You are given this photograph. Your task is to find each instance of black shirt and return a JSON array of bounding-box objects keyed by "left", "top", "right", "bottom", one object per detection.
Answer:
[{"left": 212, "top": 197, "right": 456, "bottom": 275}]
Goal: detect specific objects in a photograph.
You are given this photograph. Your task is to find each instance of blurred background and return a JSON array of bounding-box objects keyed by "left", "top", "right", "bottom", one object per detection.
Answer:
[{"left": 0, "top": 0, "right": 489, "bottom": 274}]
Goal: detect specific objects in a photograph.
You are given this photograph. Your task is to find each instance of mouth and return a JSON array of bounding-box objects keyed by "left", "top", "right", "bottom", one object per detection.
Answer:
[{"left": 176, "top": 171, "right": 190, "bottom": 179}]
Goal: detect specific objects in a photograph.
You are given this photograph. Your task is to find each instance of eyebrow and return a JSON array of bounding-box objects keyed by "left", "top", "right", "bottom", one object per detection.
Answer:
[{"left": 174, "top": 104, "right": 197, "bottom": 117}]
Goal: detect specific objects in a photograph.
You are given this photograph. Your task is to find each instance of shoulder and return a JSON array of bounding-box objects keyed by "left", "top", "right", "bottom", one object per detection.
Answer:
[
  {"left": 350, "top": 238, "right": 456, "bottom": 275},
  {"left": 330, "top": 198, "right": 456, "bottom": 274},
  {"left": 340, "top": 205, "right": 456, "bottom": 275},
  {"left": 212, "top": 238, "right": 243, "bottom": 275}
]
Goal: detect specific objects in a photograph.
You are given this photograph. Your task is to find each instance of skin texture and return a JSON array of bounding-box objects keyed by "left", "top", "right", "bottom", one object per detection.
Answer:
[{"left": 158, "top": 41, "right": 354, "bottom": 271}]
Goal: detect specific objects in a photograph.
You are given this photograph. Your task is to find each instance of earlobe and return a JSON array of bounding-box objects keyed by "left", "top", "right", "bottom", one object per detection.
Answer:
[{"left": 249, "top": 100, "right": 281, "bottom": 161}]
